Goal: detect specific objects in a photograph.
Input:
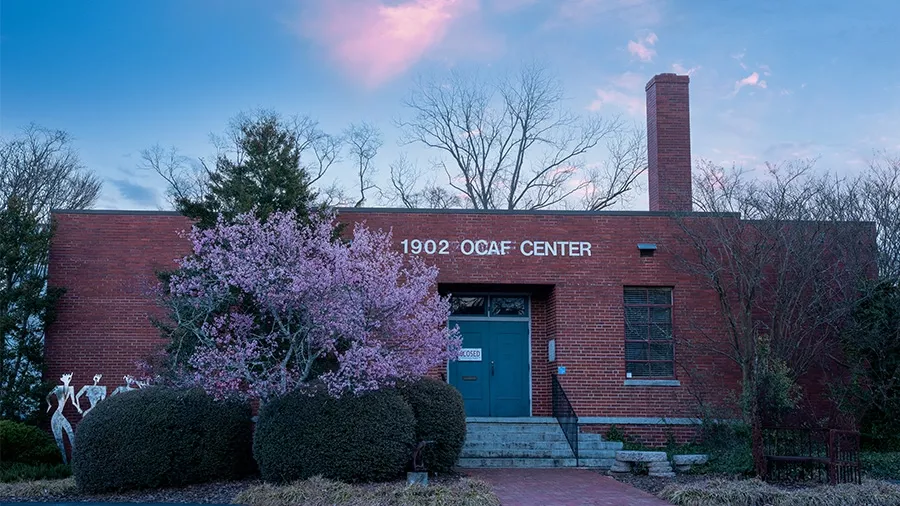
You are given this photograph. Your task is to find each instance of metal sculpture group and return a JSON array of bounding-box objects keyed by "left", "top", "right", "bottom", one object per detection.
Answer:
[{"left": 46, "top": 373, "right": 148, "bottom": 464}]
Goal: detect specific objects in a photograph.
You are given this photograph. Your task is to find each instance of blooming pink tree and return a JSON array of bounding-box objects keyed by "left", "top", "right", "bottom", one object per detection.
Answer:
[{"left": 160, "top": 211, "right": 460, "bottom": 401}]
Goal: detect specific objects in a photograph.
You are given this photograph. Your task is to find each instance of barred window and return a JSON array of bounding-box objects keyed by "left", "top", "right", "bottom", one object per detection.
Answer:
[{"left": 624, "top": 287, "right": 674, "bottom": 378}]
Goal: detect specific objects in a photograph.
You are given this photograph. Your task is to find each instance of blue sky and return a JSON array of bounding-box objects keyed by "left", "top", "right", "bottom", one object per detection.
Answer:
[{"left": 2, "top": 0, "right": 898, "bottom": 210}]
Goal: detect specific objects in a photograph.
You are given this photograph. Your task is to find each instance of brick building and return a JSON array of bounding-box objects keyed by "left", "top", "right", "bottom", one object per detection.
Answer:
[{"left": 44, "top": 74, "right": 860, "bottom": 462}]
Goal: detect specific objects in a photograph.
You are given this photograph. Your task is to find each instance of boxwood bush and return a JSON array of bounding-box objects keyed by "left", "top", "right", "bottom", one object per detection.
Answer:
[
  {"left": 0, "top": 420, "right": 62, "bottom": 465},
  {"left": 72, "top": 387, "right": 254, "bottom": 493},
  {"left": 254, "top": 388, "right": 415, "bottom": 483},
  {"left": 397, "top": 378, "right": 466, "bottom": 473}
]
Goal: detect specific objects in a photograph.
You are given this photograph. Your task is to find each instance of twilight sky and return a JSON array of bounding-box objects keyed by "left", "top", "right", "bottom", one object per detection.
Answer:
[{"left": 2, "top": 0, "right": 899, "bottom": 210}]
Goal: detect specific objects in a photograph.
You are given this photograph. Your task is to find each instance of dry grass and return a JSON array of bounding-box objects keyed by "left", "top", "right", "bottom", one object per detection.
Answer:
[
  {"left": 0, "top": 477, "right": 76, "bottom": 498},
  {"left": 659, "top": 477, "right": 900, "bottom": 506},
  {"left": 233, "top": 476, "right": 500, "bottom": 506}
]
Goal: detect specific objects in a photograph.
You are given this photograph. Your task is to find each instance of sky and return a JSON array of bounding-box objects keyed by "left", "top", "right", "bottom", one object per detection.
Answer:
[{"left": 2, "top": 0, "right": 899, "bottom": 211}]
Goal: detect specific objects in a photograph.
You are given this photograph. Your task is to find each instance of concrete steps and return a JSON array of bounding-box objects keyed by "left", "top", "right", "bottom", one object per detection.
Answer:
[{"left": 457, "top": 418, "right": 623, "bottom": 469}]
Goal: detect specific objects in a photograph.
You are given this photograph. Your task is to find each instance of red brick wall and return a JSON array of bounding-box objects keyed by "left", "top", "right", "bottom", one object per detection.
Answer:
[
  {"left": 646, "top": 73, "right": 692, "bottom": 212},
  {"left": 45, "top": 211, "right": 192, "bottom": 423}
]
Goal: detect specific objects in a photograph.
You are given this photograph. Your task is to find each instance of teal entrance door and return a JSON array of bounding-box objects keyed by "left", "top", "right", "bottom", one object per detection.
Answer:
[{"left": 449, "top": 320, "right": 530, "bottom": 417}]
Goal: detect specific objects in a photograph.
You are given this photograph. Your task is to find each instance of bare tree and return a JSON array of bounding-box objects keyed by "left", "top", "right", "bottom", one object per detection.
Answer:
[
  {"left": 581, "top": 128, "right": 647, "bottom": 210},
  {"left": 676, "top": 160, "right": 874, "bottom": 478},
  {"left": 384, "top": 155, "right": 462, "bottom": 209},
  {"left": 344, "top": 122, "right": 382, "bottom": 207},
  {"left": 398, "top": 63, "right": 643, "bottom": 210},
  {"left": 0, "top": 124, "right": 102, "bottom": 219}
]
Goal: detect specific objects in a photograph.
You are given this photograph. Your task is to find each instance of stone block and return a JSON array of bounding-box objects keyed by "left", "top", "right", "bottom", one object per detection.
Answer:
[
  {"left": 648, "top": 462, "right": 673, "bottom": 470},
  {"left": 615, "top": 450, "right": 668, "bottom": 463},
  {"left": 672, "top": 454, "right": 708, "bottom": 466},
  {"left": 609, "top": 461, "right": 632, "bottom": 473}
]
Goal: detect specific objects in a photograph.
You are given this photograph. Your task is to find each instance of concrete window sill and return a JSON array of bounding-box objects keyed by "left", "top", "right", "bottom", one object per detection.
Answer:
[{"left": 623, "top": 379, "right": 681, "bottom": 387}]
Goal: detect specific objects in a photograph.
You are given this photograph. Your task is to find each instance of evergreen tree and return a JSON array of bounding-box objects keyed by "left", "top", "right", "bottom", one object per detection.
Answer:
[
  {"left": 0, "top": 197, "right": 64, "bottom": 420},
  {"left": 176, "top": 112, "right": 319, "bottom": 228}
]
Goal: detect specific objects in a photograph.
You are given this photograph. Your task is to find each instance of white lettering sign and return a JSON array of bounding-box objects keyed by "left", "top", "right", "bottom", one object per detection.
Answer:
[
  {"left": 458, "top": 348, "right": 483, "bottom": 362},
  {"left": 400, "top": 239, "right": 592, "bottom": 257}
]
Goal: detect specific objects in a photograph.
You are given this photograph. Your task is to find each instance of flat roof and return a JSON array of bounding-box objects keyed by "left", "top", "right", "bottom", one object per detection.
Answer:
[{"left": 50, "top": 207, "right": 741, "bottom": 218}]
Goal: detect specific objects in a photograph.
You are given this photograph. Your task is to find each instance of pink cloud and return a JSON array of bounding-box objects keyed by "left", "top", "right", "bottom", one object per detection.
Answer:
[
  {"left": 627, "top": 32, "right": 657, "bottom": 62},
  {"left": 300, "top": 0, "right": 477, "bottom": 87},
  {"left": 734, "top": 71, "right": 768, "bottom": 94}
]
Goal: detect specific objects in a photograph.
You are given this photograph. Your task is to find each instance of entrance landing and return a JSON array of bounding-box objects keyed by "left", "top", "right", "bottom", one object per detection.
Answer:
[{"left": 464, "top": 468, "right": 672, "bottom": 506}]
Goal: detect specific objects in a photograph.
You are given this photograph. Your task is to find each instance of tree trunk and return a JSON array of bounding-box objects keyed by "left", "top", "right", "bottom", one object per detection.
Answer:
[{"left": 751, "top": 403, "right": 768, "bottom": 479}]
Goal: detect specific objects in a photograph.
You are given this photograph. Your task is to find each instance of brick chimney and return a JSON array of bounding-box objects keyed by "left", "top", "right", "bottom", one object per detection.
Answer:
[{"left": 645, "top": 73, "right": 692, "bottom": 212}]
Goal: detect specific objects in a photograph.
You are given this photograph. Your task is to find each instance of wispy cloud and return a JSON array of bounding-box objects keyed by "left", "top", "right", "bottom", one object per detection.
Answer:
[
  {"left": 109, "top": 179, "right": 159, "bottom": 207},
  {"left": 298, "top": 0, "right": 478, "bottom": 87},
  {"left": 588, "top": 71, "right": 646, "bottom": 116},
  {"left": 671, "top": 62, "right": 699, "bottom": 76},
  {"left": 627, "top": 32, "right": 658, "bottom": 62}
]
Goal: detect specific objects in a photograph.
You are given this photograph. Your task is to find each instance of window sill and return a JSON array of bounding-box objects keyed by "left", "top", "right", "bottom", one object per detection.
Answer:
[{"left": 623, "top": 379, "right": 681, "bottom": 387}]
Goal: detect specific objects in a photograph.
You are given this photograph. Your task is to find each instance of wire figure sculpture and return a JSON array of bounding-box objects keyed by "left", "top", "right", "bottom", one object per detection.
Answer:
[
  {"left": 110, "top": 375, "right": 139, "bottom": 396},
  {"left": 46, "top": 373, "right": 77, "bottom": 464},
  {"left": 75, "top": 374, "right": 107, "bottom": 417}
]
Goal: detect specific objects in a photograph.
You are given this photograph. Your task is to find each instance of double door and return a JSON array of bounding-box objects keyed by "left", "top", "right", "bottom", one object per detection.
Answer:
[{"left": 449, "top": 319, "right": 529, "bottom": 417}]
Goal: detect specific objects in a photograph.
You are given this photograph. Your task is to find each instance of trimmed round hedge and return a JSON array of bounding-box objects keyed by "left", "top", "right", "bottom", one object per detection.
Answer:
[
  {"left": 0, "top": 420, "right": 62, "bottom": 465},
  {"left": 253, "top": 388, "right": 415, "bottom": 483},
  {"left": 72, "top": 387, "right": 254, "bottom": 493},
  {"left": 398, "top": 378, "right": 466, "bottom": 473}
]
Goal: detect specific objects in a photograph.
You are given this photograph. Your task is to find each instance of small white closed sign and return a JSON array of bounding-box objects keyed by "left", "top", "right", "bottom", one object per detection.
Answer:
[{"left": 458, "top": 348, "right": 483, "bottom": 362}]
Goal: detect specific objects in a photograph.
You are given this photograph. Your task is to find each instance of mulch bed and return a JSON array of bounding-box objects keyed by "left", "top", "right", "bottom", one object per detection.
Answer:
[{"left": 0, "top": 478, "right": 261, "bottom": 504}]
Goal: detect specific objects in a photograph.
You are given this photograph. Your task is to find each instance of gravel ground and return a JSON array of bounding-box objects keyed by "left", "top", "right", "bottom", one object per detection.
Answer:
[{"left": 0, "top": 478, "right": 261, "bottom": 504}]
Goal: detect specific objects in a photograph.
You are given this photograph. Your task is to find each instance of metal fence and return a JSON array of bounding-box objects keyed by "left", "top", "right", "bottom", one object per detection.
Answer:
[
  {"left": 763, "top": 427, "right": 861, "bottom": 485},
  {"left": 551, "top": 374, "right": 579, "bottom": 466}
]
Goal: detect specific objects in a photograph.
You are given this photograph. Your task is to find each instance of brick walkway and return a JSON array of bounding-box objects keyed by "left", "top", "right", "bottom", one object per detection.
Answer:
[{"left": 463, "top": 468, "right": 672, "bottom": 506}]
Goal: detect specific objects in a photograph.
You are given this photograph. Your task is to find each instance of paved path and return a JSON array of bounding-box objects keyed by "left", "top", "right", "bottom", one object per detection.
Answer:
[{"left": 463, "top": 468, "right": 672, "bottom": 506}]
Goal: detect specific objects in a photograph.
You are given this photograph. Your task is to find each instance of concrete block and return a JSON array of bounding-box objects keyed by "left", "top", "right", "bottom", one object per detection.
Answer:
[
  {"left": 672, "top": 454, "right": 708, "bottom": 466},
  {"left": 615, "top": 450, "right": 668, "bottom": 463}
]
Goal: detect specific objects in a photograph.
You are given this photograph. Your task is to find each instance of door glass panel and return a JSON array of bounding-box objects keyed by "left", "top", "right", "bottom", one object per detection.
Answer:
[
  {"left": 450, "top": 296, "right": 487, "bottom": 315},
  {"left": 489, "top": 296, "right": 528, "bottom": 316}
]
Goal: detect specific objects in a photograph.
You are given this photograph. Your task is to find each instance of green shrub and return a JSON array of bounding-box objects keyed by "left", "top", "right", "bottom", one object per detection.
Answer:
[
  {"left": 0, "top": 420, "right": 62, "bottom": 465},
  {"left": 862, "top": 452, "right": 900, "bottom": 480},
  {"left": 0, "top": 462, "right": 72, "bottom": 483},
  {"left": 659, "top": 478, "right": 900, "bottom": 506},
  {"left": 397, "top": 378, "right": 466, "bottom": 473},
  {"left": 695, "top": 421, "right": 753, "bottom": 476},
  {"left": 72, "top": 387, "right": 254, "bottom": 493},
  {"left": 254, "top": 388, "right": 415, "bottom": 483}
]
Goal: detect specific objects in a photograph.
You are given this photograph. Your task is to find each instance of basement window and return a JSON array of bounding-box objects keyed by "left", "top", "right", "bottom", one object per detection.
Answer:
[{"left": 624, "top": 287, "right": 674, "bottom": 378}]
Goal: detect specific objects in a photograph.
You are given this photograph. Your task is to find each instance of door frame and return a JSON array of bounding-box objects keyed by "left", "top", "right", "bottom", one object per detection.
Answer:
[{"left": 447, "top": 292, "right": 532, "bottom": 417}]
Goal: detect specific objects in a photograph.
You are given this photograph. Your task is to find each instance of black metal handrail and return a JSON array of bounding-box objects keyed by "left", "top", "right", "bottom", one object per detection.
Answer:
[{"left": 552, "top": 374, "right": 579, "bottom": 466}]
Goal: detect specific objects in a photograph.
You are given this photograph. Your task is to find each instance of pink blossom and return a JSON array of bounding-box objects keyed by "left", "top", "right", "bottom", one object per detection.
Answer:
[{"left": 162, "top": 211, "right": 461, "bottom": 401}]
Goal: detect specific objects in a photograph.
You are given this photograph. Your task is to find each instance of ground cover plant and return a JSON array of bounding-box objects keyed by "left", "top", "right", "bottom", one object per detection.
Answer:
[
  {"left": 233, "top": 476, "right": 500, "bottom": 506},
  {"left": 658, "top": 477, "right": 900, "bottom": 506}
]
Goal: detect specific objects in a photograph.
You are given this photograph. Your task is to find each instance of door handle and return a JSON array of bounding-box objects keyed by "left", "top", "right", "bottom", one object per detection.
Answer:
[{"left": 491, "top": 361, "right": 495, "bottom": 376}]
